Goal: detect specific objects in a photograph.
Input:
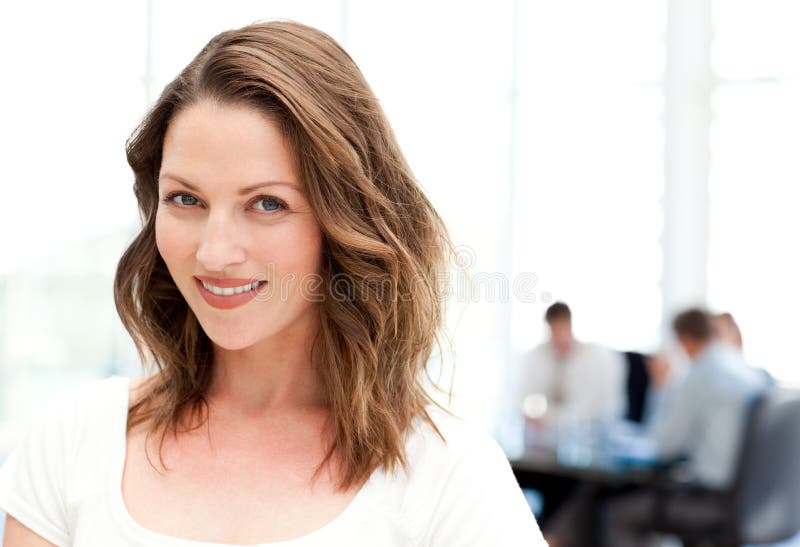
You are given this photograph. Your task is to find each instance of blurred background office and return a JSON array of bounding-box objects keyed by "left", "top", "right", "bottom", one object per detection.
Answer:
[{"left": 1, "top": 0, "right": 799, "bottom": 545}]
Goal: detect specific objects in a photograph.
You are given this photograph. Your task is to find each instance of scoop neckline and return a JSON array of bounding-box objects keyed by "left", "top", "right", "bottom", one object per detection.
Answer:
[{"left": 106, "top": 375, "right": 377, "bottom": 547}]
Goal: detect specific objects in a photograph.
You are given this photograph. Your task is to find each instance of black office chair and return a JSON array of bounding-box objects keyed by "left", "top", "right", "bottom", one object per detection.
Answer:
[
  {"left": 650, "top": 388, "right": 800, "bottom": 547},
  {"left": 622, "top": 351, "right": 650, "bottom": 423},
  {"left": 733, "top": 388, "right": 800, "bottom": 544}
]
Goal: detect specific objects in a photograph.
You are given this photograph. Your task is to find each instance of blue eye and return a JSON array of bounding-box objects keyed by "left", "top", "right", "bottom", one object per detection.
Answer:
[
  {"left": 253, "top": 196, "right": 288, "bottom": 212},
  {"left": 161, "top": 192, "right": 200, "bottom": 207},
  {"left": 167, "top": 193, "right": 199, "bottom": 207}
]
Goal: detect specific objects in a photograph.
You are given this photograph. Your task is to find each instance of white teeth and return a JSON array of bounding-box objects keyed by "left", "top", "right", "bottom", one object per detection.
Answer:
[{"left": 200, "top": 280, "right": 265, "bottom": 296}]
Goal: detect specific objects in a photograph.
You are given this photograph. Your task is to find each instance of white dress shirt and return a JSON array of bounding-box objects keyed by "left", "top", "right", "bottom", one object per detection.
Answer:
[{"left": 517, "top": 340, "right": 627, "bottom": 428}]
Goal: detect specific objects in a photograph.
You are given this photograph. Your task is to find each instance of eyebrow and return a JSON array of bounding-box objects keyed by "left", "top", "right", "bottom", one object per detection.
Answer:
[{"left": 159, "top": 172, "right": 300, "bottom": 196}]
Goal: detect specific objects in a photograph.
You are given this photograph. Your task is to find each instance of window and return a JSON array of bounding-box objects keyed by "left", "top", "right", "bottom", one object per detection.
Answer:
[{"left": 707, "top": 0, "right": 800, "bottom": 383}]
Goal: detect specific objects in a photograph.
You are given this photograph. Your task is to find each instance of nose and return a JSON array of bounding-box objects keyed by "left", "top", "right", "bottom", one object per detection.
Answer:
[{"left": 195, "top": 211, "right": 247, "bottom": 273}]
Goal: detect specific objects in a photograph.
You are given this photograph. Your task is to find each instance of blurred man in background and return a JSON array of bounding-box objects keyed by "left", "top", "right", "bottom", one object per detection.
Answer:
[
  {"left": 516, "top": 301, "right": 626, "bottom": 534},
  {"left": 644, "top": 309, "right": 765, "bottom": 427},
  {"left": 518, "top": 301, "right": 626, "bottom": 429},
  {"left": 600, "top": 308, "right": 773, "bottom": 547}
]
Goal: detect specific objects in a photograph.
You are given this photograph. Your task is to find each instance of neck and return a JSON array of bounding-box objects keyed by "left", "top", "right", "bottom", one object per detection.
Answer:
[
  {"left": 553, "top": 338, "right": 574, "bottom": 357},
  {"left": 687, "top": 340, "right": 711, "bottom": 361},
  {"left": 206, "top": 316, "right": 327, "bottom": 417}
]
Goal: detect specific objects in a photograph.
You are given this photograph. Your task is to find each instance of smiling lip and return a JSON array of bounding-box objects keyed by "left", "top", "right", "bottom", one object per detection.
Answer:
[
  {"left": 194, "top": 277, "right": 267, "bottom": 310},
  {"left": 195, "top": 275, "right": 263, "bottom": 288}
]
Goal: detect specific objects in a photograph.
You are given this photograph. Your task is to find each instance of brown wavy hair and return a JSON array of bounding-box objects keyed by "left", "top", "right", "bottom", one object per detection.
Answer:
[{"left": 113, "top": 19, "right": 456, "bottom": 490}]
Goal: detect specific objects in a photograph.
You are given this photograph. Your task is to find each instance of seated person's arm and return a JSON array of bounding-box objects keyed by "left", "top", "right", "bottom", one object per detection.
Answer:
[{"left": 650, "top": 372, "right": 701, "bottom": 459}]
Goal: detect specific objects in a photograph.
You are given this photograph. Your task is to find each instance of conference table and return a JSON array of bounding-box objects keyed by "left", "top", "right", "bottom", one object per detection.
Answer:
[
  {"left": 507, "top": 421, "right": 664, "bottom": 489},
  {"left": 509, "top": 443, "right": 660, "bottom": 488}
]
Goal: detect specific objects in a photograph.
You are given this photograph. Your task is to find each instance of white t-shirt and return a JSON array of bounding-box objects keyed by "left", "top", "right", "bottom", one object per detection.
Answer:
[{"left": 0, "top": 375, "right": 546, "bottom": 546}]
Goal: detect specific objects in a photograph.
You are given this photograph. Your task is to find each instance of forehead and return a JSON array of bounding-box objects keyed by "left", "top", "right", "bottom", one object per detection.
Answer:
[{"left": 159, "top": 100, "right": 300, "bottom": 192}]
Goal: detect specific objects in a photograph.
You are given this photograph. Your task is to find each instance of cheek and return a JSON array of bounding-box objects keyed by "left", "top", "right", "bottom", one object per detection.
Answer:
[
  {"left": 155, "top": 211, "right": 194, "bottom": 266},
  {"left": 297, "top": 226, "right": 324, "bottom": 276},
  {"left": 258, "top": 223, "right": 323, "bottom": 284}
]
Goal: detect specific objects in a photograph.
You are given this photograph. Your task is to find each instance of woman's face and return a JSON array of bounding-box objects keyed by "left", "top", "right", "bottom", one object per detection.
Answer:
[{"left": 155, "top": 100, "right": 324, "bottom": 351}]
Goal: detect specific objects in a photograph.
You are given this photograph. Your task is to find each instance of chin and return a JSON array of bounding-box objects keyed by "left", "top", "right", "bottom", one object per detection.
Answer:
[
  {"left": 190, "top": 311, "right": 257, "bottom": 348},
  {"left": 202, "top": 323, "right": 264, "bottom": 351},
  {"left": 201, "top": 312, "right": 296, "bottom": 352},
  {"left": 207, "top": 336, "right": 257, "bottom": 352}
]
